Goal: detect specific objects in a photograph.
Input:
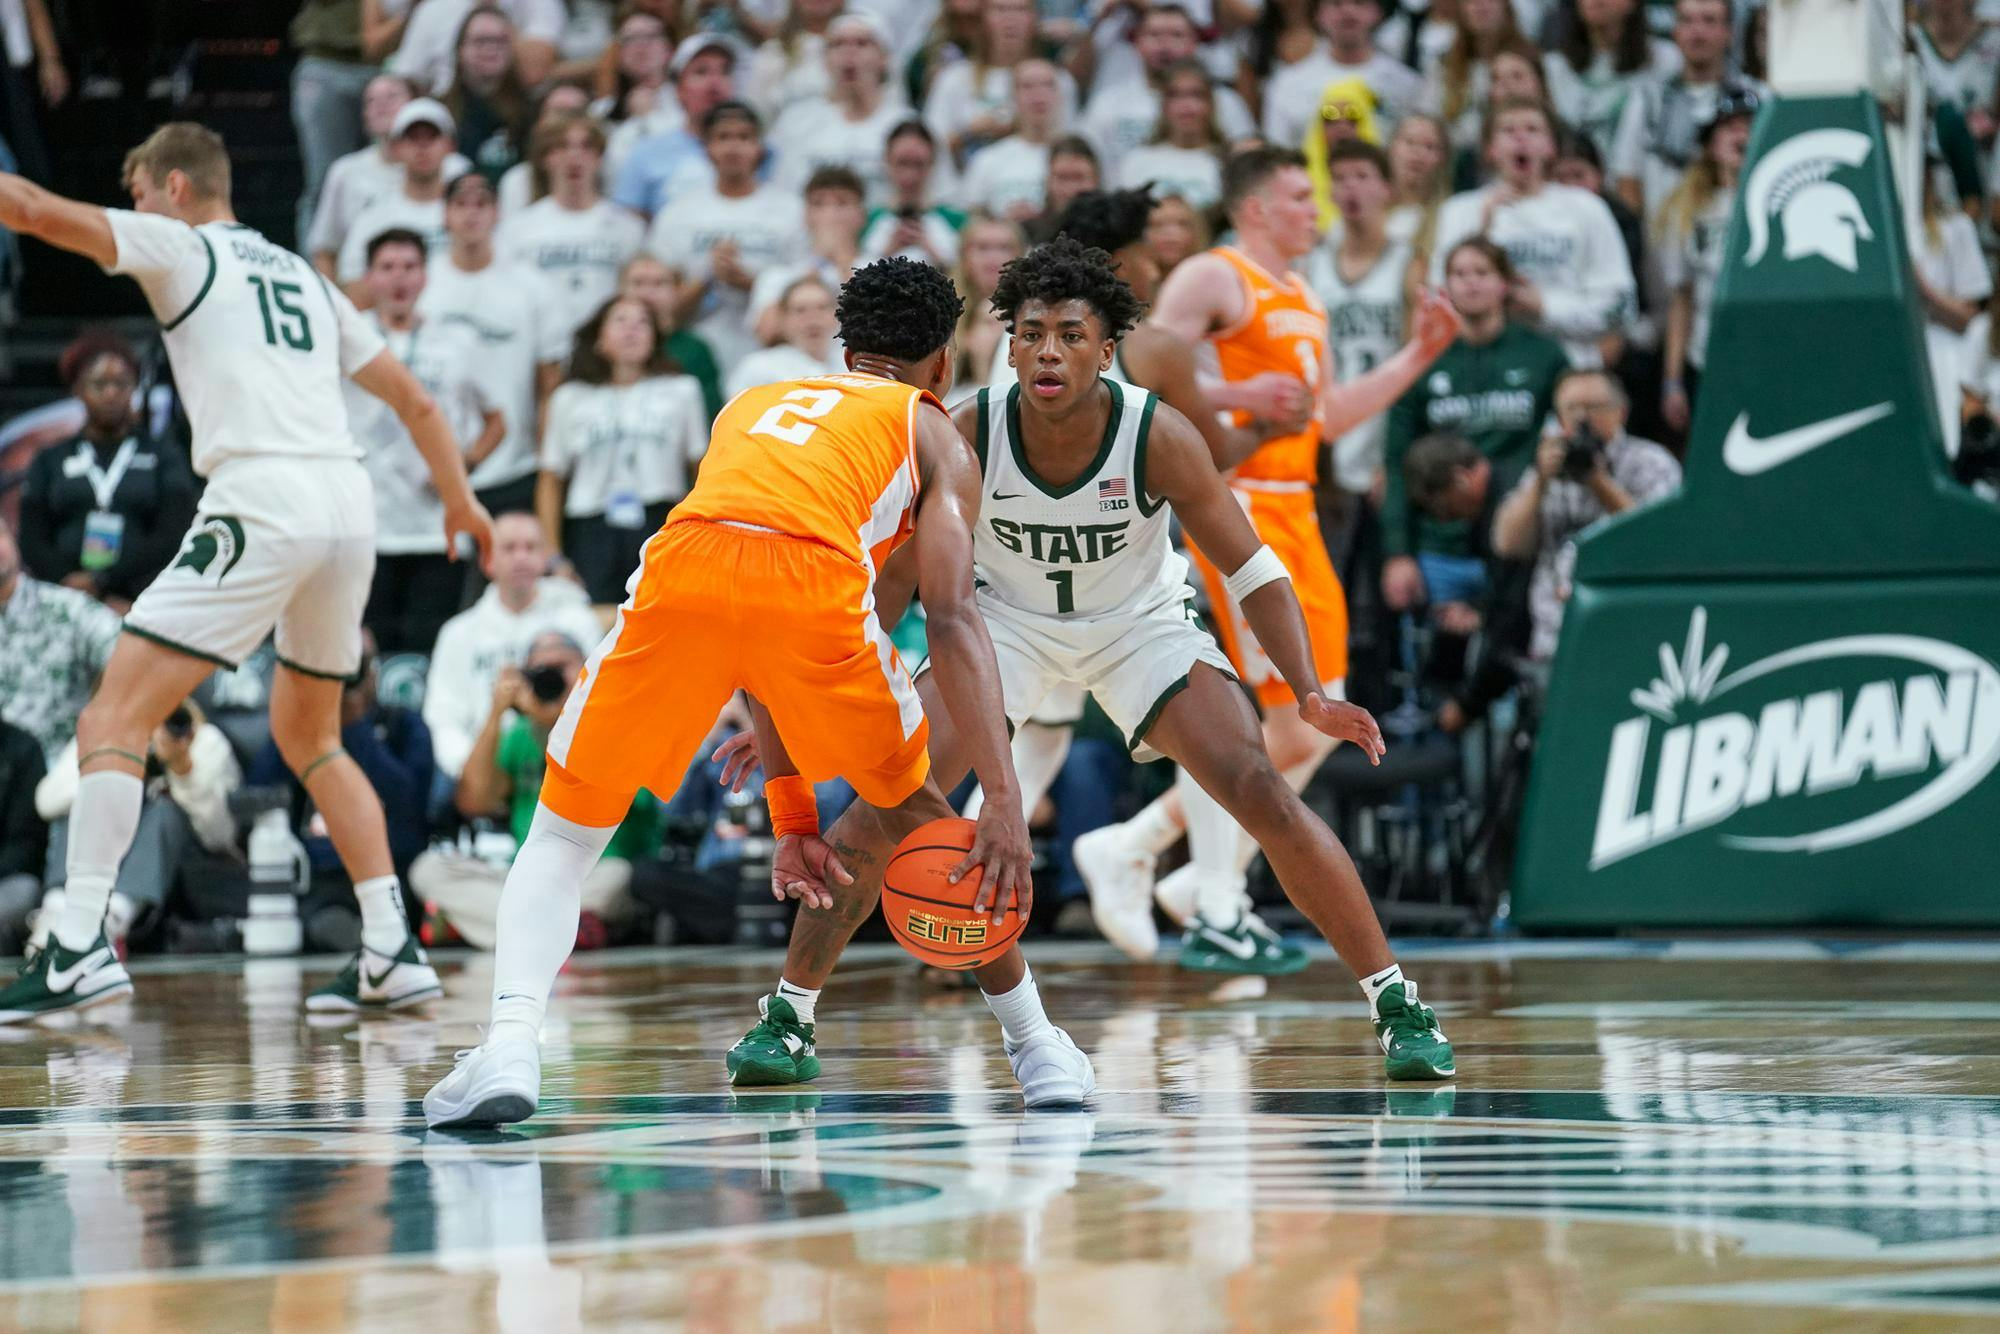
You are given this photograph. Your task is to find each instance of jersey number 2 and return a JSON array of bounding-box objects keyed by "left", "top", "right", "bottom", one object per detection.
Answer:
[
  {"left": 748, "top": 388, "right": 842, "bottom": 445},
  {"left": 248, "top": 277, "right": 314, "bottom": 352}
]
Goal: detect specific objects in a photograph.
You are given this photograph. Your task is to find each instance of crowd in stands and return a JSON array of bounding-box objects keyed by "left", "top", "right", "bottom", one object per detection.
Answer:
[{"left": 3, "top": 0, "right": 2000, "bottom": 956}]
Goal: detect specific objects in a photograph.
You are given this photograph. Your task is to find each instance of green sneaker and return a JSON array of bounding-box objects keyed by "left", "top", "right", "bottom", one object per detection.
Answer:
[
  {"left": 726, "top": 995, "right": 820, "bottom": 1087},
  {"left": 307, "top": 936, "right": 443, "bottom": 1012},
  {"left": 1373, "top": 981, "right": 1456, "bottom": 1081},
  {"left": 0, "top": 935, "right": 133, "bottom": 1025},
  {"left": 1179, "top": 911, "right": 1310, "bottom": 976}
]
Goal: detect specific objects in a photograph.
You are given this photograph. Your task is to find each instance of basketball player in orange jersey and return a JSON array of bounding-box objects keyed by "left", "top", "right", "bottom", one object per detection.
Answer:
[
  {"left": 423, "top": 258, "right": 1034, "bottom": 1129},
  {"left": 1077, "top": 146, "right": 1461, "bottom": 973}
]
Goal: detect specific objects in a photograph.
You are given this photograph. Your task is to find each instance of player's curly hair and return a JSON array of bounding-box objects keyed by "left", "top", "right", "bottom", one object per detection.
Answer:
[
  {"left": 988, "top": 234, "right": 1146, "bottom": 343},
  {"left": 836, "top": 256, "right": 964, "bottom": 363},
  {"left": 1052, "top": 186, "right": 1154, "bottom": 257}
]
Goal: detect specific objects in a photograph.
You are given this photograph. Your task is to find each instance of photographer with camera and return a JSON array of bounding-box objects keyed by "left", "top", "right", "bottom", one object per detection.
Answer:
[
  {"left": 1492, "top": 368, "right": 1682, "bottom": 660},
  {"left": 26, "top": 697, "right": 241, "bottom": 955},
  {"left": 1957, "top": 293, "right": 2000, "bottom": 500},
  {"left": 410, "top": 631, "right": 658, "bottom": 949}
]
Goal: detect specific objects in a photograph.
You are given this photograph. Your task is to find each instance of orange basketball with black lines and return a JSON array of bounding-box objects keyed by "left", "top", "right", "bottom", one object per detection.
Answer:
[{"left": 882, "top": 818, "right": 1025, "bottom": 970}]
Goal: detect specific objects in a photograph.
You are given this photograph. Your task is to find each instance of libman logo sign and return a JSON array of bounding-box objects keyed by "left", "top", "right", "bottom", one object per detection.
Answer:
[{"left": 1591, "top": 609, "right": 2000, "bottom": 867}]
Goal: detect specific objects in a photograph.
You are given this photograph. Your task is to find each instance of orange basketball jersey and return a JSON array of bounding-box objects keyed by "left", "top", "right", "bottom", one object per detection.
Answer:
[
  {"left": 672, "top": 373, "right": 940, "bottom": 575},
  {"left": 1209, "top": 245, "right": 1329, "bottom": 486}
]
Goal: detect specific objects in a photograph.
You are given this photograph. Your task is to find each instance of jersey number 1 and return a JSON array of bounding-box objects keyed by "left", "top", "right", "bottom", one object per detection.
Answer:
[
  {"left": 1046, "top": 570, "right": 1074, "bottom": 614},
  {"left": 748, "top": 388, "right": 842, "bottom": 445},
  {"left": 249, "top": 277, "right": 314, "bottom": 352}
]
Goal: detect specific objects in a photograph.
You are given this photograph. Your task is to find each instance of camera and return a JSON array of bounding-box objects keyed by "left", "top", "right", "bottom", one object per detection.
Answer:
[
  {"left": 1561, "top": 421, "right": 1604, "bottom": 482},
  {"left": 523, "top": 663, "right": 569, "bottom": 703},
  {"left": 163, "top": 706, "right": 194, "bottom": 740}
]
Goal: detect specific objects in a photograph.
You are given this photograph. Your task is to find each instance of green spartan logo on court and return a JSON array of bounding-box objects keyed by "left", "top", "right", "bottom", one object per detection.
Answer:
[{"left": 174, "top": 516, "right": 247, "bottom": 581}]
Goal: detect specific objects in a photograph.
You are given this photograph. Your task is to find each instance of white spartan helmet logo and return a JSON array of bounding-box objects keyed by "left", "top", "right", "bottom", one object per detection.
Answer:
[{"left": 1743, "top": 128, "right": 1875, "bottom": 272}]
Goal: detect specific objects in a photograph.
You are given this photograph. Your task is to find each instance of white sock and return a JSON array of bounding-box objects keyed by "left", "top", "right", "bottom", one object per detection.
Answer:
[
  {"left": 775, "top": 977, "right": 820, "bottom": 1024},
  {"left": 488, "top": 802, "right": 619, "bottom": 1045},
  {"left": 1124, "top": 791, "right": 1184, "bottom": 857},
  {"left": 1360, "top": 964, "right": 1407, "bottom": 1019},
  {"left": 1235, "top": 741, "right": 1337, "bottom": 874},
  {"left": 354, "top": 875, "right": 409, "bottom": 955},
  {"left": 56, "top": 771, "right": 144, "bottom": 952},
  {"left": 983, "top": 964, "right": 1054, "bottom": 1046},
  {"left": 1176, "top": 766, "right": 1247, "bottom": 927},
  {"left": 104, "top": 891, "right": 139, "bottom": 946}
]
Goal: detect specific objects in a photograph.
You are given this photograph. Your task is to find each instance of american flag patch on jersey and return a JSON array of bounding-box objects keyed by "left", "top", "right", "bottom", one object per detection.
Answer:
[{"left": 1099, "top": 478, "right": 1128, "bottom": 500}]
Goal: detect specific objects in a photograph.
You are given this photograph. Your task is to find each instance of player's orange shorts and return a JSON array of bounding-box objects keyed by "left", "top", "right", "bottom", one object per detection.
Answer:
[
  {"left": 1186, "top": 483, "right": 1349, "bottom": 711},
  {"left": 539, "top": 519, "right": 931, "bottom": 826}
]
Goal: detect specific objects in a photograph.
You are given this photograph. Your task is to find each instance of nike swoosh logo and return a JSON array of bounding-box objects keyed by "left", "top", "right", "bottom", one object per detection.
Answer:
[
  {"left": 991, "top": 492, "right": 1024, "bottom": 502},
  {"left": 782, "top": 1033, "right": 804, "bottom": 1055},
  {"left": 1722, "top": 402, "right": 1893, "bottom": 475},
  {"left": 1199, "top": 927, "right": 1260, "bottom": 960},
  {"left": 365, "top": 964, "right": 399, "bottom": 990},
  {"left": 47, "top": 948, "right": 111, "bottom": 992}
]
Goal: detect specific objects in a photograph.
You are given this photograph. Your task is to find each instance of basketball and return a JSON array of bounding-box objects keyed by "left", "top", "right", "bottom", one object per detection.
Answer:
[{"left": 882, "top": 818, "right": 1025, "bottom": 970}]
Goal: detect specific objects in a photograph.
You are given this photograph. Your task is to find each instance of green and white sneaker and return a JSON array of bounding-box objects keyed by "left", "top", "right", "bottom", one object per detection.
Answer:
[
  {"left": 1373, "top": 981, "right": 1456, "bottom": 1081},
  {"left": 726, "top": 995, "right": 820, "bottom": 1087},
  {"left": 0, "top": 935, "right": 133, "bottom": 1024},
  {"left": 307, "top": 935, "right": 443, "bottom": 1012},
  {"left": 1178, "top": 911, "right": 1310, "bottom": 976}
]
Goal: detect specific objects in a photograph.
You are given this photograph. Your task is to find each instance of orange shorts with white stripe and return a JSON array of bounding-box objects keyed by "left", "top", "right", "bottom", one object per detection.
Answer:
[
  {"left": 539, "top": 519, "right": 931, "bottom": 826},
  {"left": 1186, "top": 485, "right": 1349, "bottom": 711}
]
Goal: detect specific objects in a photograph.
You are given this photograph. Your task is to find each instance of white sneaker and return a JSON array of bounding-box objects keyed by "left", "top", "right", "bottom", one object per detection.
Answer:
[
  {"left": 306, "top": 936, "right": 443, "bottom": 1012},
  {"left": 424, "top": 1037, "right": 542, "bottom": 1128},
  {"left": 1073, "top": 826, "right": 1159, "bottom": 960},
  {"left": 1005, "top": 1026, "right": 1096, "bottom": 1108}
]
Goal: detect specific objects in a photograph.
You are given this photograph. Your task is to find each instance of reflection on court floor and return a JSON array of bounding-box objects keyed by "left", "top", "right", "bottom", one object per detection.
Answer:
[{"left": 0, "top": 942, "right": 1996, "bottom": 1330}]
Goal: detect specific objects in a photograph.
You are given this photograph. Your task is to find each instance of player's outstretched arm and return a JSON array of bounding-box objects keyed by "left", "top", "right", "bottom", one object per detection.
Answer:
[
  {"left": 351, "top": 350, "right": 495, "bottom": 566},
  {"left": 913, "top": 403, "right": 1033, "bottom": 917},
  {"left": 1149, "top": 403, "right": 1386, "bottom": 762},
  {"left": 1320, "top": 290, "right": 1463, "bottom": 440},
  {"left": 0, "top": 172, "right": 115, "bottom": 268}
]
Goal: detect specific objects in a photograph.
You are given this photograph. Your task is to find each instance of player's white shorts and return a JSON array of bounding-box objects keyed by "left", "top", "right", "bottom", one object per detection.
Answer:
[
  {"left": 124, "top": 456, "right": 376, "bottom": 679},
  {"left": 925, "top": 589, "right": 1236, "bottom": 763}
]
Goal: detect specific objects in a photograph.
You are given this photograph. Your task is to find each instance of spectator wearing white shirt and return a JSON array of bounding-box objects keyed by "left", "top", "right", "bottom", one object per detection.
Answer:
[
  {"left": 338, "top": 98, "right": 459, "bottom": 291},
  {"left": 747, "top": 0, "right": 843, "bottom": 124},
  {"left": 1385, "top": 110, "right": 1451, "bottom": 249},
  {"left": 858, "top": 119, "right": 967, "bottom": 268},
  {"left": 420, "top": 170, "right": 568, "bottom": 519},
  {"left": 1611, "top": 0, "right": 1758, "bottom": 223},
  {"left": 1239, "top": 0, "right": 1331, "bottom": 115},
  {"left": 388, "top": 0, "right": 565, "bottom": 93},
  {"left": 423, "top": 513, "right": 604, "bottom": 780},
  {"left": 1117, "top": 61, "right": 1229, "bottom": 214},
  {"left": 1262, "top": 0, "right": 1426, "bottom": 152},
  {"left": 351, "top": 228, "right": 506, "bottom": 653},
  {"left": 1915, "top": 172, "right": 1994, "bottom": 459},
  {"left": 612, "top": 33, "right": 747, "bottom": 218},
  {"left": 497, "top": 113, "right": 645, "bottom": 342},
  {"left": 311, "top": 75, "right": 473, "bottom": 281},
  {"left": 1914, "top": 0, "right": 2000, "bottom": 156},
  {"left": 1423, "top": 0, "right": 1529, "bottom": 160},
  {"left": 946, "top": 212, "right": 1026, "bottom": 405},
  {"left": 959, "top": 58, "right": 1066, "bottom": 222},
  {"left": 1657, "top": 89, "right": 1749, "bottom": 436},
  {"left": 537, "top": 296, "right": 709, "bottom": 607},
  {"left": 772, "top": 12, "right": 909, "bottom": 206},
  {"left": 645, "top": 101, "right": 807, "bottom": 368},
  {"left": 745, "top": 164, "right": 868, "bottom": 346},
  {"left": 1544, "top": 0, "right": 1681, "bottom": 160},
  {"left": 1078, "top": 4, "right": 1256, "bottom": 180},
  {"left": 1430, "top": 98, "right": 1637, "bottom": 367},
  {"left": 922, "top": 0, "right": 1078, "bottom": 169},
  {"left": 727, "top": 273, "right": 845, "bottom": 396},
  {"left": 1963, "top": 294, "right": 2000, "bottom": 428},
  {"left": 496, "top": 81, "right": 593, "bottom": 216},
  {"left": 1027, "top": 136, "right": 1105, "bottom": 242}
]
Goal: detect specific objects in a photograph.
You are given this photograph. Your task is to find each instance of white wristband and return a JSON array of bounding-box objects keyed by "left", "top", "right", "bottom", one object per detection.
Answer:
[{"left": 1223, "top": 544, "right": 1289, "bottom": 603}]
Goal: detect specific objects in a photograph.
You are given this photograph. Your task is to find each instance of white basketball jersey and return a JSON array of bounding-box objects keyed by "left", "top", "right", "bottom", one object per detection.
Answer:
[
  {"left": 106, "top": 212, "right": 386, "bottom": 477},
  {"left": 1307, "top": 233, "right": 1411, "bottom": 493},
  {"left": 972, "top": 377, "right": 1189, "bottom": 620}
]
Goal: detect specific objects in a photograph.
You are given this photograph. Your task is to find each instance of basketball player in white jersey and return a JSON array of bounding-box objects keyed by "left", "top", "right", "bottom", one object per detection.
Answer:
[
  {"left": 717, "top": 237, "right": 1457, "bottom": 1091},
  {"left": 0, "top": 123, "right": 494, "bottom": 1022}
]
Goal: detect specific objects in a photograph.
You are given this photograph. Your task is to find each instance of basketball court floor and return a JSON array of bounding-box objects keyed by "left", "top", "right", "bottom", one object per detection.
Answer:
[{"left": 0, "top": 938, "right": 1995, "bottom": 1331}]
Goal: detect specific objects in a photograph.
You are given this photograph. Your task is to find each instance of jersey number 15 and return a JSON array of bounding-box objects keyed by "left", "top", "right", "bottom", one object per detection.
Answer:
[{"left": 248, "top": 276, "right": 314, "bottom": 352}]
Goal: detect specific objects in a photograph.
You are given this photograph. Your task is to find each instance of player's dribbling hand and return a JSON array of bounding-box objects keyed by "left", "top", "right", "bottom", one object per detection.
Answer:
[
  {"left": 772, "top": 833, "right": 853, "bottom": 912},
  {"left": 713, "top": 730, "right": 761, "bottom": 791},
  {"left": 958, "top": 802, "right": 1033, "bottom": 925},
  {"left": 1299, "top": 692, "right": 1386, "bottom": 765},
  {"left": 445, "top": 496, "right": 496, "bottom": 566}
]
